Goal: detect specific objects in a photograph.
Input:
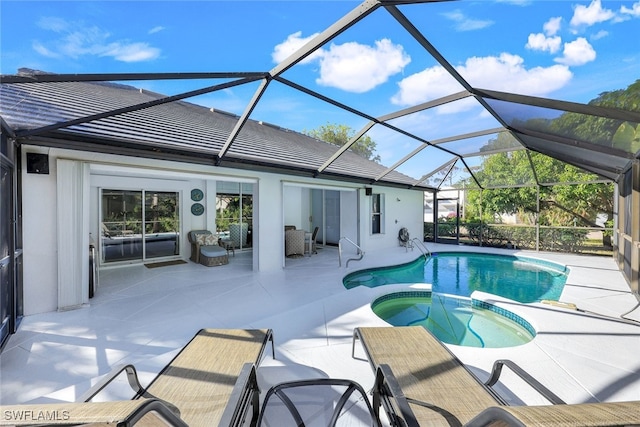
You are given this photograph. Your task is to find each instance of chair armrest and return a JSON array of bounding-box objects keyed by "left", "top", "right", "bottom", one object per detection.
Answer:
[
  {"left": 218, "top": 363, "right": 260, "bottom": 427},
  {"left": 373, "top": 364, "right": 421, "bottom": 427},
  {"left": 79, "top": 364, "right": 146, "bottom": 402},
  {"left": 463, "top": 406, "right": 526, "bottom": 427},
  {"left": 485, "top": 359, "right": 565, "bottom": 405}
]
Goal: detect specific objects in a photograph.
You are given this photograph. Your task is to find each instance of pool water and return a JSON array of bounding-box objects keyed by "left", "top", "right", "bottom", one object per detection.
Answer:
[
  {"left": 344, "top": 252, "right": 568, "bottom": 303},
  {"left": 372, "top": 292, "right": 535, "bottom": 348}
]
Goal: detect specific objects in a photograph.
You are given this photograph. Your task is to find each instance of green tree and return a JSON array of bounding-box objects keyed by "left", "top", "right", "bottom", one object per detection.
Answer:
[
  {"left": 303, "top": 122, "right": 381, "bottom": 162},
  {"left": 548, "top": 79, "right": 640, "bottom": 153},
  {"left": 463, "top": 80, "right": 640, "bottom": 227}
]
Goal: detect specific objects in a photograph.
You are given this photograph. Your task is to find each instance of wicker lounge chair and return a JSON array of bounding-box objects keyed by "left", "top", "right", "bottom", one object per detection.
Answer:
[
  {"left": 188, "top": 230, "right": 229, "bottom": 266},
  {"left": 0, "top": 329, "right": 275, "bottom": 426},
  {"left": 352, "top": 326, "right": 564, "bottom": 427}
]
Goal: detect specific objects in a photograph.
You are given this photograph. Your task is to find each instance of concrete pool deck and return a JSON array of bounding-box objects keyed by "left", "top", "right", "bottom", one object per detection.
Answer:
[{"left": 1, "top": 244, "right": 639, "bottom": 413}]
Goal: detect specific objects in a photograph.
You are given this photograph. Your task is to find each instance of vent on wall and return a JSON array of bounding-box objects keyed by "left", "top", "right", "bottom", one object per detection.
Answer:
[
  {"left": 26, "top": 153, "right": 49, "bottom": 174},
  {"left": 365, "top": 187, "right": 372, "bottom": 196}
]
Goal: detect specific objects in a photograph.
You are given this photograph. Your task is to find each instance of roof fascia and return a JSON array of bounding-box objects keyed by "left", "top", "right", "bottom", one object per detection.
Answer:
[{"left": 21, "top": 132, "right": 435, "bottom": 191}]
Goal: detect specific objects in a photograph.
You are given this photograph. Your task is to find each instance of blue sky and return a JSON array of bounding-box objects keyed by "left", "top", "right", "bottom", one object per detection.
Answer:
[{"left": 1, "top": 0, "right": 639, "bottom": 179}]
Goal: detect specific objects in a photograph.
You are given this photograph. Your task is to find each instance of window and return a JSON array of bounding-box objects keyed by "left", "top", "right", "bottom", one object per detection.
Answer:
[{"left": 371, "top": 194, "right": 384, "bottom": 235}]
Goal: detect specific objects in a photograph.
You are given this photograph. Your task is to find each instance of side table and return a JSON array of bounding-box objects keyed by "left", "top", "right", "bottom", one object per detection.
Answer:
[{"left": 220, "top": 239, "right": 235, "bottom": 257}]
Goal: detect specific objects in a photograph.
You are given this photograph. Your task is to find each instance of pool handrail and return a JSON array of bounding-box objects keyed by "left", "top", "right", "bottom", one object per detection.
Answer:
[
  {"left": 339, "top": 237, "right": 364, "bottom": 267},
  {"left": 410, "top": 238, "right": 431, "bottom": 260}
]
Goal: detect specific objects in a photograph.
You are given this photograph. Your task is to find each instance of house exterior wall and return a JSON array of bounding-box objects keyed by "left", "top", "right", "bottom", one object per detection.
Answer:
[
  {"left": 20, "top": 145, "right": 425, "bottom": 315},
  {"left": 360, "top": 186, "right": 424, "bottom": 253}
]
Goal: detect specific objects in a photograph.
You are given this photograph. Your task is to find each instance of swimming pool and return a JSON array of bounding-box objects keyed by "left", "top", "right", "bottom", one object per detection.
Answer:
[
  {"left": 344, "top": 252, "right": 568, "bottom": 303},
  {"left": 372, "top": 291, "right": 536, "bottom": 348}
]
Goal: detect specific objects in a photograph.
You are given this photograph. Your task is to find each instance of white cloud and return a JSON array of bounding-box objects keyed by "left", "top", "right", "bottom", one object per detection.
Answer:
[
  {"left": 591, "top": 30, "right": 609, "bottom": 40},
  {"left": 271, "top": 31, "right": 322, "bottom": 64},
  {"left": 495, "top": 0, "right": 531, "bottom": 5},
  {"left": 33, "top": 17, "right": 160, "bottom": 63},
  {"left": 570, "top": 0, "right": 615, "bottom": 27},
  {"left": 316, "top": 39, "right": 411, "bottom": 93},
  {"left": 621, "top": 1, "right": 640, "bottom": 17},
  {"left": 102, "top": 42, "right": 161, "bottom": 62},
  {"left": 392, "top": 53, "right": 573, "bottom": 108},
  {"left": 32, "top": 41, "right": 61, "bottom": 59},
  {"left": 442, "top": 10, "right": 494, "bottom": 31},
  {"left": 391, "top": 66, "right": 462, "bottom": 106},
  {"left": 37, "top": 16, "right": 70, "bottom": 33},
  {"left": 555, "top": 37, "right": 596, "bottom": 66},
  {"left": 148, "top": 26, "right": 165, "bottom": 35},
  {"left": 543, "top": 17, "right": 562, "bottom": 36},
  {"left": 526, "top": 33, "right": 562, "bottom": 53}
]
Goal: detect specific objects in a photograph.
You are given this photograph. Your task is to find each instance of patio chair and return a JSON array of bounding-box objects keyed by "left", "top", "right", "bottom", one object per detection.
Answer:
[
  {"left": 188, "top": 230, "right": 229, "bottom": 266},
  {"left": 76, "top": 328, "right": 275, "bottom": 427},
  {"left": 0, "top": 399, "right": 188, "bottom": 426},
  {"left": 351, "top": 326, "right": 565, "bottom": 427},
  {"left": 465, "top": 402, "right": 640, "bottom": 426},
  {"left": 285, "top": 229, "right": 305, "bottom": 258},
  {"left": 257, "top": 378, "right": 382, "bottom": 427},
  {"left": 305, "top": 226, "right": 319, "bottom": 255}
]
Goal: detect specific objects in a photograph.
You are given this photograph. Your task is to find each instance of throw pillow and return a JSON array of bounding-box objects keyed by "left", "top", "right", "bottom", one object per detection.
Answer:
[{"left": 196, "top": 233, "right": 218, "bottom": 246}]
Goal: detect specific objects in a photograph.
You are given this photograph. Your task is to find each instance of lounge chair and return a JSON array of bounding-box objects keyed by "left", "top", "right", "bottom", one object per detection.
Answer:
[
  {"left": 466, "top": 402, "right": 640, "bottom": 426},
  {"left": 0, "top": 399, "right": 187, "bottom": 426},
  {"left": 352, "top": 326, "right": 640, "bottom": 427},
  {"left": 0, "top": 329, "right": 274, "bottom": 426},
  {"left": 352, "top": 326, "right": 564, "bottom": 427}
]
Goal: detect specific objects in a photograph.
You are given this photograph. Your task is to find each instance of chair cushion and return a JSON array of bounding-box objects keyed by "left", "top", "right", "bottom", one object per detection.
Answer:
[
  {"left": 200, "top": 245, "right": 226, "bottom": 257},
  {"left": 196, "top": 233, "right": 218, "bottom": 246}
]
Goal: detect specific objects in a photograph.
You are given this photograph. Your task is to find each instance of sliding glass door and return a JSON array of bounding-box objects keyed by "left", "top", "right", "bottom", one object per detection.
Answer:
[{"left": 101, "top": 189, "right": 179, "bottom": 264}]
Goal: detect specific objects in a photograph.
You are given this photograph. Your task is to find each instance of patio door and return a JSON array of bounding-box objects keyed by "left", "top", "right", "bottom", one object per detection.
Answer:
[{"left": 101, "top": 189, "right": 180, "bottom": 263}]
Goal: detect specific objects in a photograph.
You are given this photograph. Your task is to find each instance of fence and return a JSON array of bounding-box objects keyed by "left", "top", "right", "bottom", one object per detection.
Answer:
[{"left": 424, "top": 222, "right": 613, "bottom": 256}]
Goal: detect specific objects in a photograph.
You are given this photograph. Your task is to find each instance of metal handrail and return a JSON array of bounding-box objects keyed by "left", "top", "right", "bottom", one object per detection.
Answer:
[
  {"left": 410, "top": 238, "right": 431, "bottom": 259},
  {"left": 339, "top": 237, "right": 364, "bottom": 267}
]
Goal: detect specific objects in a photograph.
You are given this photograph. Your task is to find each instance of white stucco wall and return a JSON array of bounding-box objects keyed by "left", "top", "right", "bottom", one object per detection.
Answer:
[
  {"left": 360, "top": 186, "right": 424, "bottom": 253},
  {"left": 22, "top": 147, "right": 58, "bottom": 315},
  {"left": 21, "top": 145, "right": 425, "bottom": 315}
]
